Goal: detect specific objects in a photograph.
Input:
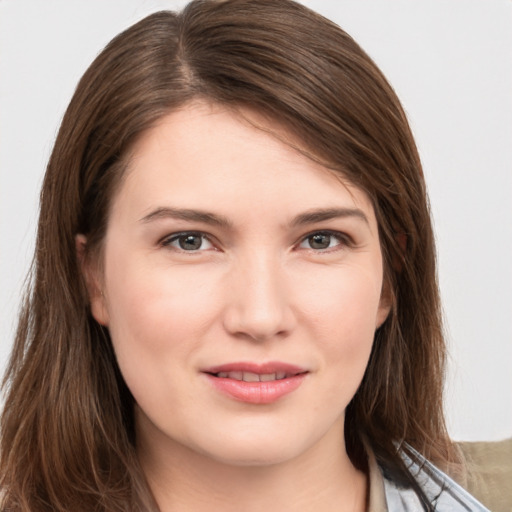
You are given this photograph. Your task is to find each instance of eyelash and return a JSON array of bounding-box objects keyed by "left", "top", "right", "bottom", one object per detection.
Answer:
[
  {"left": 161, "top": 231, "right": 214, "bottom": 252},
  {"left": 298, "top": 230, "right": 352, "bottom": 252},
  {"left": 160, "top": 230, "right": 352, "bottom": 253}
]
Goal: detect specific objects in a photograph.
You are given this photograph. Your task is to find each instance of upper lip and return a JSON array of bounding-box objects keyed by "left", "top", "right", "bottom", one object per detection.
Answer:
[{"left": 202, "top": 361, "right": 308, "bottom": 377}]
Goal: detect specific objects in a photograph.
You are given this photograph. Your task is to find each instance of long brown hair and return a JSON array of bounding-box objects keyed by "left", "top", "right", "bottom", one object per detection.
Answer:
[{"left": 1, "top": 1, "right": 457, "bottom": 510}]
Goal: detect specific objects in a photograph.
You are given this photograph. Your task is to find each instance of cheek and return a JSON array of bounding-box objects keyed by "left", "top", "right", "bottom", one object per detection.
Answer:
[
  {"left": 105, "top": 253, "right": 222, "bottom": 342},
  {"left": 295, "top": 262, "right": 382, "bottom": 367},
  {"left": 101, "top": 253, "right": 224, "bottom": 398},
  {"left": 300, "top": 262, "right": 382, "bottom": 330}
]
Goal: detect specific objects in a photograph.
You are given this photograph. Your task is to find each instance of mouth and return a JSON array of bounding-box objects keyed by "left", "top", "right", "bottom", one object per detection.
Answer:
[
  {"left": 210, "top": 370, "right": 299, "bottom": 382},
  {"left": 202, "top": 362, "right": 308, "bottom": 404}
]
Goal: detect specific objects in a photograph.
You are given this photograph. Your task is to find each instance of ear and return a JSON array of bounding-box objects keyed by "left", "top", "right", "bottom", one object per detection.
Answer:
[
  {"left": 75, "top": 234, "right": 110, "bottom": 326},
  {"left": 375, "top": 278, "right": 392, "bottom": 329},
  {"left": 375, "top": 232, "right": 406, "bottom": 328}
]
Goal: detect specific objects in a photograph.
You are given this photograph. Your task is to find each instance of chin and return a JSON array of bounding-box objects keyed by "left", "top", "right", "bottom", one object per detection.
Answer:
[
  {"left": 206, "top": 443, "right": 304, "bottom": 468},
  {"left": 192, "top": 424, "right": 323, "bottom": 468}
]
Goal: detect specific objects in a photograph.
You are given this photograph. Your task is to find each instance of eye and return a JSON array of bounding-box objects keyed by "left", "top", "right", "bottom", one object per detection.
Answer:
[
  {"left": 162, "top": 232, "right": 214, "bottom": 252},
  {"left": 298, "top": 231, "right": 347, "bottom": 251}
]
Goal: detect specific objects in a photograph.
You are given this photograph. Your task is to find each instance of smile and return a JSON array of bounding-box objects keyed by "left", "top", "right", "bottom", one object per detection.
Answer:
[
  {"left": 214, "top": 371, "right": 292, "bottom": 381},
  {"left": 202, "top": 362, "right": 308, "bottom": 404}
]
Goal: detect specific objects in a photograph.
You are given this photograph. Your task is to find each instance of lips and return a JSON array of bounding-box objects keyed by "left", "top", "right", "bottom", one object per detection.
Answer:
[
  {"left": 215, "top": 371, "right": 290, "bottom": 382},
  {"left": 202, "top": 362, "right": 308, "bottom": 404}
]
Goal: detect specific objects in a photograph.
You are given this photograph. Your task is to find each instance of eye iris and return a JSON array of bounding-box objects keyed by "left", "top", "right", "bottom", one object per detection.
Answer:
[
  {"left": 309, "top": 233, "right": 331, "bottom": 249},
  {"left": 179, "top": 234, "right": 202, "bottom": 250}
]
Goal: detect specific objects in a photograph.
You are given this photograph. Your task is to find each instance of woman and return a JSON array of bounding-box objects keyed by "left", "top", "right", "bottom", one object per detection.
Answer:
[{"left": 0, "top": 1, "right": 491, "bottom": 510}]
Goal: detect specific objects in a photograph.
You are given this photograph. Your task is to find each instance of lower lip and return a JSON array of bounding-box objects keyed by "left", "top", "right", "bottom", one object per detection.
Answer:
[{"left": 204, "top": 373, "right": 307, "bottom": 404}]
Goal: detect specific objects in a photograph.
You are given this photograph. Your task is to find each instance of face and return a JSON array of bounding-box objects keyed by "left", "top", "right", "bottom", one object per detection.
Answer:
[{"left": 87, "top": 102, "right": 390, "bottom": 467}]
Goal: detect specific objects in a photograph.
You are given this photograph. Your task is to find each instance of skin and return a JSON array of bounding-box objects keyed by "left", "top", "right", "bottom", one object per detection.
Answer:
[{"left": 82, "top": 101, "right": 390, "bottom": 512}]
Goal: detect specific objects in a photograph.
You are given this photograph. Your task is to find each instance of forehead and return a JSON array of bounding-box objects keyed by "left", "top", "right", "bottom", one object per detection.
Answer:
[{"left": 114, "top": 101, "right": 377, "bottom": 227}]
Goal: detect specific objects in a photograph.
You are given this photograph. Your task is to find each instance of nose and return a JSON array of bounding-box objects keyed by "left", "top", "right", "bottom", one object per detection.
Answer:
[{"left": 222, "top": 253, "right": 296, "bottom": 342}]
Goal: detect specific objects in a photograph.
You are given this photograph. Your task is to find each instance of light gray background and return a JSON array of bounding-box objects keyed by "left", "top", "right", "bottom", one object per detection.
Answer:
[{"left": 1, "top": 0, "right": 511, "bottom": 442}]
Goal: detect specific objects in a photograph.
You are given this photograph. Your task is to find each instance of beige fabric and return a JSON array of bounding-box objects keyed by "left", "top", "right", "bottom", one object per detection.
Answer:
[
  {"left": 367, "top": 448, "right": 387, "bottom": 512},
  {"left": 457, "top": 438, "right": 512, "bottom": 512}
]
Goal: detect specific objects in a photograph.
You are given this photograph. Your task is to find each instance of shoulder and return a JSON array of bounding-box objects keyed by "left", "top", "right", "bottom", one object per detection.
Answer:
[{"left": 456, "top": 437, "right": 512, "bottom": 512}]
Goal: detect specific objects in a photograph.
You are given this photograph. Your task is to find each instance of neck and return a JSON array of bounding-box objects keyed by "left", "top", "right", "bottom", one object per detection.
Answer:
[{"left": 136, "top": 417, "right": 367, "bottom": 512}]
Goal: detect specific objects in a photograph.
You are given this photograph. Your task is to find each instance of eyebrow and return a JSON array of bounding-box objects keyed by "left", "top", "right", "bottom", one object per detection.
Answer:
[
  {"left": 139, "top": 207, "right": 233, "bottom": 228},
  {"left": 140, "top": 206, "right": 369, "bottom": 229},
  {"left": 290, "top": 207, "right": 369, "bottom": 227}
]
